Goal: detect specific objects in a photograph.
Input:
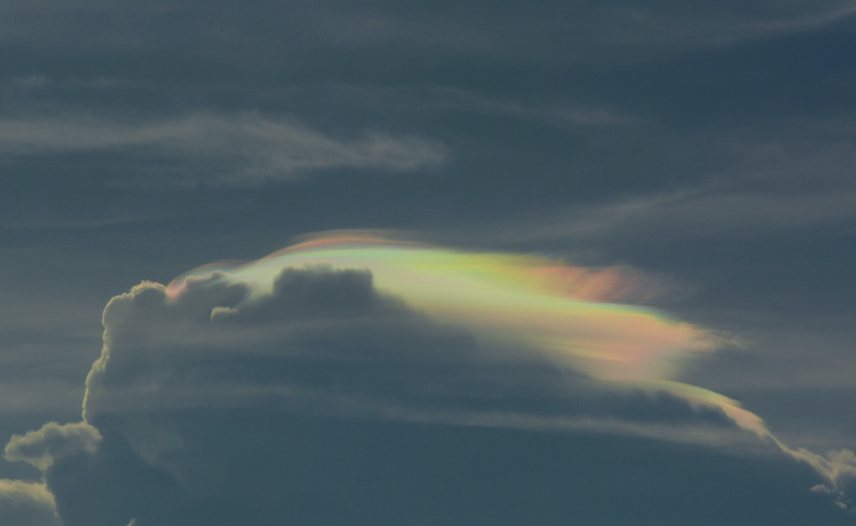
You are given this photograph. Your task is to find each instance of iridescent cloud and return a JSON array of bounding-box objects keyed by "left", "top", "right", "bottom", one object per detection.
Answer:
[
  {"left": 94, "top": 231, "right": 856, "bottom": 506},
  {"left": 167, "top": 231, "right": 722, "bottom": 382}
]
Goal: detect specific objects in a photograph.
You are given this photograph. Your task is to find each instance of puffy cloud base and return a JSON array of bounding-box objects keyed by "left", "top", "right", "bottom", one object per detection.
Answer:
[
  {"left": 2, "top": 263, "right": 854, "bottom": 524},
  {"left": 0, "top": 479, "right": 60, "bottom": 526}
]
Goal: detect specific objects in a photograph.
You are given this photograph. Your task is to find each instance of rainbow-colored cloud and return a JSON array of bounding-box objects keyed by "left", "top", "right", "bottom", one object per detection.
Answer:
[
  {"left": 167, "top": 231, "right": 719, "bottom": 382},
  {"left": 84, "top": 231, "right": 856, "bottom": 506},
  {"left": 163, "top": 231, "right": 767, "bottom": 429}
]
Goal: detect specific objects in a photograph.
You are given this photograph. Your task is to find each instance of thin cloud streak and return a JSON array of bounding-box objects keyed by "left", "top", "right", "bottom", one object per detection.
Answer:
[
  {"left": 453, "top": 123, "right": 856, "bottom": 245},
  {"left": 312, "top": 1, "right": 856, "bottom": 63},
  {"left": 426, "top": 87, "right": 636, "bottom": 129},
  {"left": 457, "top": 186, "right": 856, "bottom": 249},
  {"left": 606, "top": 2, "right": 856, "bottom": 49},
  {"left": 0, "top": 112, "right": 448, "bottom": 183},
  {"left": 2, "top": 0, "right": 854, "bottom": 72}
]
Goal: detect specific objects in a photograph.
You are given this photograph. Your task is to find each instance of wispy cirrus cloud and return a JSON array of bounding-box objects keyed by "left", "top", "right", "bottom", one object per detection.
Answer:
[
  {"left": 2, "top": 0, "right": 855, "bottom": 75},
  {"left": 0, "top": 112, "right": 448, "bottom": 184},
  {"left": 424, "top": 87, "right": 635, "bottom": 129},
  {"left": 453, "top": 120, "right": 856, "bottom": 247},
  {"left": 490, "top": 187, "right": 856, "bottom": 244},
  {"left": 593, "top": 1, "right": 856, "bottom": 50}
]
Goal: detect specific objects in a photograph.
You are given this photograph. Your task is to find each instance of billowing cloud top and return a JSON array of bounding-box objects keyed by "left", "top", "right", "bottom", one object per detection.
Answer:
[
  {"left": 4, "top": 231, "right": 855, "bottom": 526},
  {"left": 152, "top": 232, "right": 856, "bottom": 490},
  {"left": 158, "top": 232, "right": 787, "bottom": 443}
]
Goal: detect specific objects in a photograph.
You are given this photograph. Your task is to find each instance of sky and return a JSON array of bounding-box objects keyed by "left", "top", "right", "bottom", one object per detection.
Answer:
[{"left": 1, "top": 1, "right": 856, "bottom": 524}]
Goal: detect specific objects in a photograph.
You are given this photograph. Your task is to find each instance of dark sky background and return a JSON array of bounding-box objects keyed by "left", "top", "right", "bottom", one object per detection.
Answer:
[{"left": 1, "top": 1, "right": 856, "bottom": 525}]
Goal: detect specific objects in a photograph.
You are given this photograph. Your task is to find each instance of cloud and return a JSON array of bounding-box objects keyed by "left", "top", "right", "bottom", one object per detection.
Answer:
[
  {"left": 3, "top": 233, "right": 855, "bottom": 524},
  {"left": 585, "top": 2, "right": 856, "bottom": 54},
  {"left": 162, "top": 233, "right": 724, "bottom": 383},
  {"left": 0, "top": 112, "right": 448, "bottom": 184},
  {"left": 2, "top": 0, "right": 855, "bottom": 78},
  {"left": 452, "top": 121, "right": 856, "bottom": 247},
  {"left": 0, "top": 479, "right": 61, "bottom": 526},
  {"left": 425, "top": 87, "right": 636, "bottom": 129},
  {"left": 67, "top": 233, "right": 850, "bottom": 452},
  {"left": 798, "top": 447, "right": 856, "bottom": 492},
  {"left": 801, "top": 449, "right": 856, "bottom": 511},
  {"left": 229, "top": 0, "right": 856, "bottom": 64},
  {"left": 5, "top": 421, "right": 102, "bottom": 471},
  {"left": 82, "top": 264, "right": 729, "bottom": 428},
  {"left": 511, "top": 187, "right": 856, "bottom": 243}
]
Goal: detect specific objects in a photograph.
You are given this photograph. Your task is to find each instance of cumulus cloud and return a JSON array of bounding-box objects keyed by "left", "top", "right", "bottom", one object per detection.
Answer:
[
  {"left": 799, "top": 448, "right": 856, "bottom": 511},
  {"left": 0, "top": 112, "right": 448, "bottom": 183},
  {"left": 3, "top": 235, "right": 854, "bottom": 524},
  {"left": 0, "top": 479, "right": 61, "bottom": 526},
  {"left": 44, "top": 269, "right": 747, "bottom": 525},
  {"left": 83, "top": 266, "right": 730, "bottom": 430},
  {"left": 5, "top": 421, "right": 101, "bottom": 471}
]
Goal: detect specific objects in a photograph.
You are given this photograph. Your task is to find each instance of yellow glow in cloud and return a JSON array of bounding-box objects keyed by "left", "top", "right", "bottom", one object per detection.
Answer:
[
  {"left": 164, "top": 231, "right": 827, "bottom": 445},
  {"left": 167, "top": 231, "right": 720, "bottom": 383},
  {"left": 88, "top": 232, "right": 856, "bottom": 509}
]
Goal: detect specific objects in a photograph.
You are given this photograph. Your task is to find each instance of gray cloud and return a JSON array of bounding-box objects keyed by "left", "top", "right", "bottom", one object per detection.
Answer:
[
  {"left": 5, "top": 421, "right": 101, "bottom": 471},
  {"left": 1, "top": 262, "right": 853, "bottom": 524},
  {"left": 584, "top": 2, "right": 856, "bottom": 54},
  {"left": 518, "top": 187, "right": 856, "bottom": 242},
  {"left": 0, "top": 479, "right": 61, "bottom": 526},
  {"left": 425, "top": 87, "right": 636, "bottom": 129},
  {"left": 79, "top": 268, "right": 735, "bottom": 430},
  {"left": 795, "top": 448, "right": 856, "bottom": 506},
  {"left": 1, "top": 0, "right": 854, "bottom": 78},
  {"left": 452, "top": 120, "right": 856, "bottom": 247},
  {"left": 0, "top": 0, "right": 854, "bottom": 522},
  {"left": 0, "top": 112, "right": 447, "bottom": 184}
]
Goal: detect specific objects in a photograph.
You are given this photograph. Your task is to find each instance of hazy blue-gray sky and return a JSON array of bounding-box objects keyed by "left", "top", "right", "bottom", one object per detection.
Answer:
[{"left": 1, "top": 1, "right": 856, "bottom": 524}]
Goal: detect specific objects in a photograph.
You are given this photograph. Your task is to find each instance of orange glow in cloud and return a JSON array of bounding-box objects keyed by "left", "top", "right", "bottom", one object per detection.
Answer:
[{"left": 166, "top": 231, "right": 720, "bottom": 383}]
